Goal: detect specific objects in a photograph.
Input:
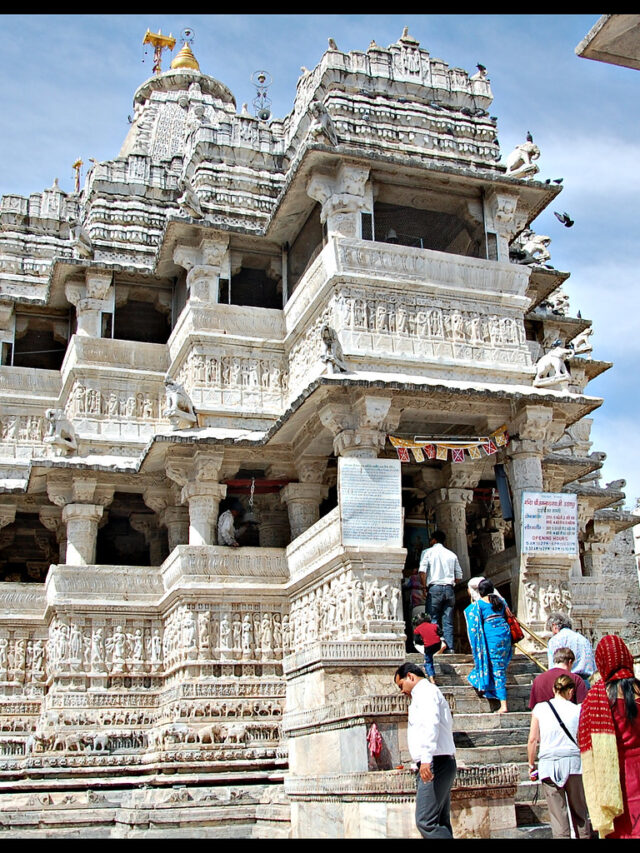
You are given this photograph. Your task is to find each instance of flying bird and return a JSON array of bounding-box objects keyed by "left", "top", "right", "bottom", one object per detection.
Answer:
[{"left": 554, "top": 211, "right": 574, "bottom": 228}]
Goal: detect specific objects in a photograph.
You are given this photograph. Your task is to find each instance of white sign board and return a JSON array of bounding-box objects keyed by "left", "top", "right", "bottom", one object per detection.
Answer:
[
  {"left": 521, "top": 492, "right": 578, "bottom": 555},
  {"left": 339, "top": 457, "right": 403, "bottom": 547}
]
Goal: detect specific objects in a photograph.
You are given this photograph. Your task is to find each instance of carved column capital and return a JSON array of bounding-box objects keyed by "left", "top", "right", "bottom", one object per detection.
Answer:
[
  {"left": 281, "top": 482, "right": 329, "bottom": 541},
  {"left": 296, "top": 457, "right": 328, "bottom": 484},
  {"left": 0, "top": 505, "right": 16, "bottom": 530},
  {"left": 333, "top": 428, "right": 387, "bottom": 458}
]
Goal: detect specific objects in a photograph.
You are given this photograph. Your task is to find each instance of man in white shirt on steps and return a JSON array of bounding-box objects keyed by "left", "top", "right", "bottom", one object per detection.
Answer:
[{"left": 395, "top": 662, "right": 457, "bottom": 839}]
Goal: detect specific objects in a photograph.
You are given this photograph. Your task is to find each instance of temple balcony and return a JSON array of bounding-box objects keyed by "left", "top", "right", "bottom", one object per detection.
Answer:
[
  {"left": 59, "top": 335, "right": 169, "bottom": 447},
  {"left": 0, "top": 366, "right": 60, "bottom": 469},
  {"left": 284, "top": 236, "right": 535, "bottom": 398}
]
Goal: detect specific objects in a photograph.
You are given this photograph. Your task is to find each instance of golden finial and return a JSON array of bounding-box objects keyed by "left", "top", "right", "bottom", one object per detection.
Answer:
[
  {"left": 143, "top": 28, "right": 176, "bottom": 75},
  {"left": 71, "top": 158, "right": 83, "bottom": 193},
  {"left": 171, "top": 42, "right": 199, "bottom": 71}
]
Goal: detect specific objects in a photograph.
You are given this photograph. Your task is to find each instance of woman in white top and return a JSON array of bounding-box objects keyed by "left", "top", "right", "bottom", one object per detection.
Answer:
[{"left": 527, "top": 674, "right": 591, "bottom": 838}]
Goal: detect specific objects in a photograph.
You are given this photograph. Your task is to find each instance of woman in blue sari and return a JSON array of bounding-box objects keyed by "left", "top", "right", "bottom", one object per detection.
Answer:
[{"left": 464, "top": 577, "right": 512, "bottom": 714}]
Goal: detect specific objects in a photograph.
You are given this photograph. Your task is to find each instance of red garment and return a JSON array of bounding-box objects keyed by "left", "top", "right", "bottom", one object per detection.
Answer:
[
  {"left": 528, "top": 667, "right": 588, "bottom": 710},
  {"left": 414, "top": 622, "right": 442, "bottom": 647},
  {"left": 607, "top": 698, "right": 640, "bottom": 838},
  {"left": 578, "top": 634, "right": 635, "bottom": 754}
]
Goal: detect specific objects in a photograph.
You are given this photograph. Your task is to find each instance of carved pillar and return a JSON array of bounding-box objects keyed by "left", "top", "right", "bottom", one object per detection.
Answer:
[
  {"left": 39, "top": 507, "right": 67, "bottom": 563},
  {"left": 281, "top": 483, "right": 329, "bottom": 541},
  {"left": 61, "top": 504, "right": 104, "bottom": 565},
  {"left": 484, "top": 190, "right": 527, "bottom": 262},
  {"left": 319, "top": 395, "right": 400, "bottom": 459},
  {"left": 46, "top": 475, "right": 113, "bottom": 566},
  {"left": 253, "top": 493, "right": 290, "bottom": 547},
  {"left": 143, "top": 485, "right": 189, "bottom": 553},
  {"left": 161, "top": 506, "right": 190, "bottom": 551},
  {"left": 173, "top": 235, "right": 229, "bottom": 304},
  {"left": 307, "top": 162, "right": 371, "bottom": 239},
  {"left": 130, "top": 514, "right": 164, "bottom": 565},
  {"left": 65, "top": 270, "right": 112, "bottom": 338},
  {"left": 425, "top": 488, "right": 474, "bottom": 579},
  {"left": 166, "top": 450, "right": 227, "bottom": 546}
]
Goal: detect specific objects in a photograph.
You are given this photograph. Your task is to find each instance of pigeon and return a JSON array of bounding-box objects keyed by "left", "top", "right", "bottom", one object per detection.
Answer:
[
  {"left": 328, "top": 38, "right": 338, "bottom": 50},
  {"left": 526, "top": 131, "right": 533, "bottom": 143},
  {"left": 477, "top": 63, "right": 486, "bottom": 73},
  {"left": 544, "top": 179, "right": 551, "bottom": 185},
  {"left": 553, "top": 178, "right": 563, "bottom": 185},
  {"left": 577, "top": 310, "right": 582, "bottom": 319},
  {"left": 554, "top": 211, "right": 574, "bottom": 228}
]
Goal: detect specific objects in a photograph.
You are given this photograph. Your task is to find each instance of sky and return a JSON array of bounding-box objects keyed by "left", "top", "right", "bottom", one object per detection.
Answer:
[{"left": 1, "top": 14, "right": 639, "bottom": 506}]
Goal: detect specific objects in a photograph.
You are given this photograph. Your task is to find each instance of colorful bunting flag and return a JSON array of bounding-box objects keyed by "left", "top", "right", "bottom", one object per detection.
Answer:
[
  {"left": 452, "top": 447, "right": 465, "bottom": 463},
  {"left": 494, "top": 429, "right": 507, "bottom": 447},
  {"left": 412, "top": 446, "right": 424, "bottom": 463},
  {"left": 468, "top": 445, "right": 482, "bottom": 459},
  {"left": 482, "top": 440, "right": 498, "bottom": 456},
  {"left": 436, "top": 444, "right": 448, "bottom": 461},
  {"left": 396, "top": 446, "right": 410, "bottom": 462},
  {"left": 425, "top": 444, "right": 436, "bottom": 459}
]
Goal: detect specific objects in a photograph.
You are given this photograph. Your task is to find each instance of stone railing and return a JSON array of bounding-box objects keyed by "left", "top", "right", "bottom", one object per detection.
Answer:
[
  {"left": 161, "top": 545, "right": 289, "bottom": 592},
  {"left": 0, "top": 366, "right": 60, "bottom": 397},
  {"left": 0, "top": 582, "right": 47, "bottom": 618},
  {"left": 286, "top": 507, "right": 342, "bottom": 585},
  {"left": 46, "top": 564, "right": 164, "bottom": 604},
  {"left": 62, "top": 336, "right": 169, "bottom": 376}
]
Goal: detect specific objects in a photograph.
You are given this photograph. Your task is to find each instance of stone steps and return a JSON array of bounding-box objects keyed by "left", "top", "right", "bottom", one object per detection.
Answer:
[{"left": 419, "top": 651, "right": 553, "bottom": 837}]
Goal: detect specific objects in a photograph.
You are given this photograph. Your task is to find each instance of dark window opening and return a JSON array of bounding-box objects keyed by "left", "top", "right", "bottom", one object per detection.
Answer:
[
  {"left": 0, "top": 512, "right": 57, "bottom": 583},
  {"left": 361, "top": 212, "right": 373, "bottom": 241},
  {"left": 373, "top": 201, "right": 482, "bottom": 258},
  {"left": 228, "top": 268, "right": 281, "bottom": 309},
  {"left": 13, "top": 325, "right": 67, "bottom": 370},
  {"left": 486, "top": 232, "right": 499, "bottom": 261},
  {"left": 114, "top": 299, "right": 171, "bottom": 344},
  {"left": 95, "top": 493, "right": 153, "bottom": 566}
]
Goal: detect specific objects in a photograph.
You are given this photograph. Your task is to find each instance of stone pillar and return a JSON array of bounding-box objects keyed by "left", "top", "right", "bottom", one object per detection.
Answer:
[
  {"left": 253, "top": 493, "right": 289, "bottom": 547},
  {"left": 307, "top": 162, "right": 371, "bottom": 239},
  {"left": 61, "top": 504, "right": 104, "bottom": 565},
  {"left": 161, "top": 506, "right": 190, "bottom": 551},
  {"left": 281, "top": 483, "right": 329, "bottom": 541},
  {"left": 165, "top": 450, "right": 227, "bottom": 546},
  {"left": 484, "top": 190, "right": 527, "bottom": 262},
  {"left": 504, "top": 406, "right": 555, "bottom": 551},
  {"left": 173, "top": 235, "right": 229, "bottom": 304},
  {"left": 39, "top": 507, "right": 67, "bottom": 563},
  {"left": 426, "top": 488, "right": 474, "bottom": 579},
  {"left": 319, "top": 395, "right": 399, "bottom": 460},
  {"left": 65, "top": 270, "right": 112, "bottom": 338},
  {"left": 130, "top": 514, "right": 164, "bottom": 565},
  {"left": 182, "top": 483, "right": 227, "bottom": 545}
]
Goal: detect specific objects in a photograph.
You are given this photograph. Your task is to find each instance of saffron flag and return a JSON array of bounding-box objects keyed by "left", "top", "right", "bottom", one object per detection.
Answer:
[
  {"left": 397, "top": 446, "right": 410, "bottom": 462},
  {"left": 467, "top": 445, "right": 482, "bottom": 459},
  {"left": 436, "top": 444, "right": 448, "bottom": 461},
  {"left": 482, "top": 440, "right": 497, "bottom": 456},
  {"left": 494, "top": 429, "right": 508, "bottom": 447},
  {"left": 424, "top": 444, "right": 436, "bottom": 460},
  {"left": 412, "top": 446, "right": 425, "bottom": 463},
  {"left": 452, "top": 447, "right": 465, "bottom": 463}
]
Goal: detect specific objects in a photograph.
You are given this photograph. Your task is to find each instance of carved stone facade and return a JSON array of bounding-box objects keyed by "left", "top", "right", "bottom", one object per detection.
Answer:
[{"left": 0, "top": 28, "right": 636, "bottom": 838}]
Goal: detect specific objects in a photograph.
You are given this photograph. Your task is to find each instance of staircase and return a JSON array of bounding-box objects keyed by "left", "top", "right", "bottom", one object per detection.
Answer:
[{"left": 409, "top": 650, "right": 552, "bottom": 837}]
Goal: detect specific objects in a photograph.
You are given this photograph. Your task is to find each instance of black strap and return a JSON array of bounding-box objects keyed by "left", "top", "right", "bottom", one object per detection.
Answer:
[{"left": 545, "top": 700, "right": 578, "bottom": 746}]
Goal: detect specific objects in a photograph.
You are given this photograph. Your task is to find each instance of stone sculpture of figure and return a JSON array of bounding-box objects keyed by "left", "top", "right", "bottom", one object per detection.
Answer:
[
  {"left": 273, "top": 614, "right": 282, "bottom": 650},
  {"left": 570, "top": 327, "right": 593, "bottom": 357},
  {"left": 163, "top": 378, "right": 197, "bottom": 429},
  {"left": 505, "top": 139, "right": 541, "bottom": 179},
  {"left": 281, "top": 615, "right": 290, "bottom": 654},
  {"left": 150, "top": 627, "right": 162, "bottom": 666},
  {"left": 516, "top": 229, "right": 551, "bottom": 265},
  {"left": 0, "top": 637, "right": 8, "bottom": 678},
  {"left": 183, "top": 611, "right": 198, "bottom": 658},
  {"left": 241, "top": 614, "right": 253, "bottom": 658},
  {"left": 132, "top": 629, "right": 145, "bottom": 664},
  {"left": 176, "top": 176, "right": 204, "bottom": 219},
  {"left": 69, "top": 623, "right": 82, "bottom": 664},
  {"left": 219, "top": 613, "right": 231, "bottom": 655},
  {"left": 524, "top": 581, "right": 539, "bottom": 621},
  {"left": 91, "top": 627, "right": 106, "bottom": 671},
  {"left": 261, "top": 614, "right": 273, "bottom": 654},
  {"left": 321, "top": 325, "right": 349, "bottom": 374},
  {"left": 31, "top": 639, "right": 45, "bottom": 679},
  {"left": 232, "top": 614, "right": 242, "bottom": 652},
  {"left": 111, "top": 625, "right": 127, "bottom": 673},
  {"left": 533, "top": 339, "right": 573, "bottom": 388},
  {"left": 67, "top": 216, "right": 94, "bottom": 259},
  {"left": 198, "top": 612, "right": 210, "bottom": 656},
  {"left": 43, "top": 408, "right": 77, "bottom": 456},
  {"left": 390, "top": 586, "right": 401, "bottom": 621},
  {"left": 308, "top": 100, "right": 338, "bottom": 146}
]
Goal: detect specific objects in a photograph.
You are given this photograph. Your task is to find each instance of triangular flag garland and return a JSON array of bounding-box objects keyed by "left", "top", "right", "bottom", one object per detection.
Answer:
[{"left": 389, "top": 425, "right": 509, "bottom": 464}]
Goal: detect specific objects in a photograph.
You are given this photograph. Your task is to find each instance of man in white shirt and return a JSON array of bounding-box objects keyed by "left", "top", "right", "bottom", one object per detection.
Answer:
[
  {"left": 419, "top": 530, "right": 462, "bottom": 653},
  {"left": 546, "top": 613, "right": 596, "bottom": 681},
  {"left": 395, "top": 662, "right": 457, "bottom": 839}
]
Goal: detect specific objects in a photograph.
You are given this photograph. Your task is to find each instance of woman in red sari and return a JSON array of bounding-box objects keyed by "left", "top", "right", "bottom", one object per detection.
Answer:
[{"left": 577, "top": 634, "right": 640, "bottom": 838}]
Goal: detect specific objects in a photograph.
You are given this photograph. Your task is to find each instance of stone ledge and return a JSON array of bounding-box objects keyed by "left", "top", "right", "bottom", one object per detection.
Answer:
[{"left": 283, "top": 693, "right": 407, "bottom": 736}]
